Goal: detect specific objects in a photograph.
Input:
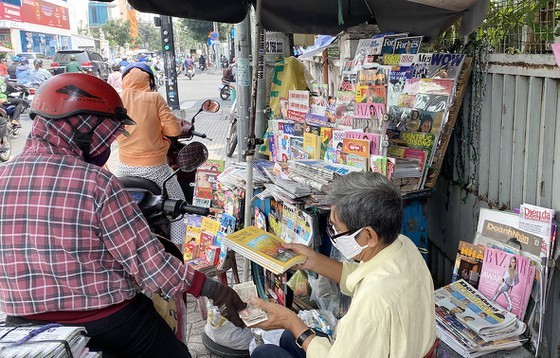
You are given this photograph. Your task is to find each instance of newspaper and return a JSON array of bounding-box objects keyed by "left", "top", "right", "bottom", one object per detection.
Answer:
[
  {"left": 435, "top": 280, "right": 524, "bottom": 341},
  {"left": 233, "top": 281, "right": 268, "bottom": 326},
  {"left": 0, "top": 325, "right": 90, "bottom": 358}
]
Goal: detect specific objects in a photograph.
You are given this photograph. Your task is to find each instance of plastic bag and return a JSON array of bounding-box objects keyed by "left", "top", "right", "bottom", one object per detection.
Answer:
[
  {"left": 248, "top": 328, "right": 285, "bottom": 355},
  {"left": 286, "top": 270, "right": 310, "bottom": 298},
  {"left": 203, "top": 301, "right": 254, "bottom": 350},
  {"left": 297, "top": 309, "right": 337, "bottom": 338},
  {"left": 308, "top": 274, "right": 351, "bottom": 319}
]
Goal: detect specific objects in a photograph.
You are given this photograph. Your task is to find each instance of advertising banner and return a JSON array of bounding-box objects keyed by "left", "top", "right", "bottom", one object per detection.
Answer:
[
  {"left": 21, "top": 0, "right": 69, "bottom": 30},
  {"left": 0, "top": 2, "right": 21, "bottom": 22}
]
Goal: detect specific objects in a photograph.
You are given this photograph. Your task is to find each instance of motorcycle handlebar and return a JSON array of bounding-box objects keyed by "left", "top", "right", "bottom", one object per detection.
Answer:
[
  {"left": 180, "top": 203, "right": 210, "bottom": 216},
  {"left": 190, "top": 130, "right": 207, "bottom": 139},
  {"left": 159, "top": 198, "right": 210, "bottom": 217}
]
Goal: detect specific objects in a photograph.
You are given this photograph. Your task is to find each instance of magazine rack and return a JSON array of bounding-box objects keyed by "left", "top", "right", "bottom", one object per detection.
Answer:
[{"left": 424, "top": 57, "right": 473, "bottom": 188}]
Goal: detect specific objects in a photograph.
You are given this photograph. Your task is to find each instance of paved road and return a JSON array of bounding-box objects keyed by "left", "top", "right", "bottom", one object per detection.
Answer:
[{"left": 8, "top": 69, "right": 237, "bottom": 163}]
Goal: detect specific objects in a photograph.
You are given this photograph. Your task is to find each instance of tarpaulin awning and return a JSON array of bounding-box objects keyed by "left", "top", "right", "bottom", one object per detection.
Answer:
[{"left": 103, "top": 0, "right": 489, "bottom": 40}]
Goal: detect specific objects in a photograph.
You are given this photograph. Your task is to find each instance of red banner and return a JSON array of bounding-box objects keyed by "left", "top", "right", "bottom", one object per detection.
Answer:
[
  {"left": 0, "top": 3, "right": 22, "bottom": 22},
  {"left": 21, "top": 0, "right": 69, "bottom": 30}
]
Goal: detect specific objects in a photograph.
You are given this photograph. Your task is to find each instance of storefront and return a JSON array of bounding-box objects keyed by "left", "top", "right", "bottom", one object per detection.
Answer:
[{"left": 0, "top": 0, "right": 71, "bottom": 56}]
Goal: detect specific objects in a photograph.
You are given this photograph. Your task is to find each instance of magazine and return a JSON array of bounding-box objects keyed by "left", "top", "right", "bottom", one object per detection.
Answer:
[
  {"left": 411, "top": 53, "right": 467, "bottom": 82},
  {"left": 478, "top": 248, "right": 535, "bottom": 320},
  {"left": 434, "top": 279, "right": 524, "bottom": 340},
  {"left": 223, "top": 226, "right": 306, "bottom": 275},
  {"left": 452, "top": 241, "right": 485, "bottom": 288}
]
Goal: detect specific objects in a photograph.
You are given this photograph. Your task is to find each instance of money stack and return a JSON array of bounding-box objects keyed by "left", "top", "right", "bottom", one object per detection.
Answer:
[{"left": 233, "top": 281, "right": 269, "bottom": 326}]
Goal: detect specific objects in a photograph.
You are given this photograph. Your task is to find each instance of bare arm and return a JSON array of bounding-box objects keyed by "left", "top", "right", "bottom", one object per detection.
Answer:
[{"left": 284, "top": 243, "right": 343, "bottom": 284}]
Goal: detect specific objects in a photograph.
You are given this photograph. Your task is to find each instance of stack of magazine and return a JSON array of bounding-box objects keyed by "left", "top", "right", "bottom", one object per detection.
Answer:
[
  {"left": 435, "top": 280, "right": 526, "bottom": 357},
  {"left": 223, "top": 226, "right": 306, "bottom": 275},
  {"left": 0, "top": 324, "right": 100, "bottom": 357}
]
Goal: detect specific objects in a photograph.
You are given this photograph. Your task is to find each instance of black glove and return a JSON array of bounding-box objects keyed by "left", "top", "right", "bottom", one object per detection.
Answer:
[{"left": 201, "top": 279, "right": 247, "bottom": 327}]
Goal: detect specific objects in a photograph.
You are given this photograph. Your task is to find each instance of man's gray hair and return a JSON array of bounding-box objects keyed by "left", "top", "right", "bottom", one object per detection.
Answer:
[{"left": 327, "top": 172, "right": 403, "bottom": 244}]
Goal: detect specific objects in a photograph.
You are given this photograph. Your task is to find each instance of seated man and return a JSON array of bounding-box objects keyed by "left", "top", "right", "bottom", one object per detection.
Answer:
[
  {"left": 30, "top": 58, "right": 52, "bottom": 86},
  {"left": 251, "top": 172, "right": 437, "bottom": 358}
]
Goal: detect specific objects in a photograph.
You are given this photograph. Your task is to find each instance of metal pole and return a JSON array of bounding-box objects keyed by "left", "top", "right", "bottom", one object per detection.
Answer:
[
  {"left": 160, "top": 15, "right": 180, "bottom": 110},
  {"left": 234, "top": 15, "right": 251, "bottom": 164},
  {"left": 213, "top": 22, "right": 221, "bottom": 71},
  {"left": 254, "top": 28, "right": 266, "bottom": 139},
  {"left": 241, "top": 0, "right": 264, "bottom": 282}
]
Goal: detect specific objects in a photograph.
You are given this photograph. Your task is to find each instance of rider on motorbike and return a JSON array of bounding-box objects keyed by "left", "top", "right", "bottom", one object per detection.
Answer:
[
  {"left": 116, "top": 63, "right": 192, "bottom": 247},
  {"left": 199, "top": 54, "right": 206, "bottom": 71},
  {"left": 0, "top": 73, "right": 246, "bottom": 357},
  {"left": 15, "top": 56, "right": 32, "bottom": 86},
  {"left": 0, "top": 76, "right": 24, "bottom": 129},
  {"left": 184, "top": 56, "right": 194, "bottom": 76},
  {"left": 30, "top": 58, "right": 52, "bottom": 86}
]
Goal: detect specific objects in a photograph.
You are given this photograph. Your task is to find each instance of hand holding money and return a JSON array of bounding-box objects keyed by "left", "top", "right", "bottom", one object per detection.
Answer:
[{"left": 233, "top": 282, "right": 269, "bottom": 326}]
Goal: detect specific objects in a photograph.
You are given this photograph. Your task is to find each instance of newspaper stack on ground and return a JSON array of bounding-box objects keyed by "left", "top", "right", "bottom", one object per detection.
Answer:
[
  {"left": 435, "top": 279, "right": 527, "bottom": 358},
  {"left": 0, "top": 324, "right": 101, "bottom": 357},
  {"left": 233, "top": 281, "right": 268, "bottom": 326}
]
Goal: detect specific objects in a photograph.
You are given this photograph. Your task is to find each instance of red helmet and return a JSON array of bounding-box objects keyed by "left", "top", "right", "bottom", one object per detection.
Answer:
[{"left": 30, "top": 73, "right": 135, "bottom": 124}]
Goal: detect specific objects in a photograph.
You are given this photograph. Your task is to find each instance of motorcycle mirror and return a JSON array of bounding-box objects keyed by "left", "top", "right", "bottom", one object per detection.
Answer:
[
  {"left": 201, "top": 99, "right": 220, "bottom": 113},
  {"left": 177, "top": 141, "right": 209, "bottom": 172}
]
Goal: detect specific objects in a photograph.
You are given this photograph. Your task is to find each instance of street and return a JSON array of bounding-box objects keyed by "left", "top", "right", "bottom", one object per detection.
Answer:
[{"left": 7, "top": 68, "right": 235, "bottom": 161}]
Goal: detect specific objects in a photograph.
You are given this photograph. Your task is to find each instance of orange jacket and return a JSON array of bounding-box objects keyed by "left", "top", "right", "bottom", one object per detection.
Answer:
[{"left": 118, "top": 68, "right": 182, "bottom": 166}]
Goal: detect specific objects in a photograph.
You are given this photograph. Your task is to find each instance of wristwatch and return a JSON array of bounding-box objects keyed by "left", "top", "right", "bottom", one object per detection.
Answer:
[{"left": 295, "top": 328, "right": 316, "bottom": 348}]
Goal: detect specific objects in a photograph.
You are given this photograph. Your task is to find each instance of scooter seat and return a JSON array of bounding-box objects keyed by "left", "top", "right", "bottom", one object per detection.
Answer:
[{"left": 118, "top": 176, "right": 161, "bottom": 195}]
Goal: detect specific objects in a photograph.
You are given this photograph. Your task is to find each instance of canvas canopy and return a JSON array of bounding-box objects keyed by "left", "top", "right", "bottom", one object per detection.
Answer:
[{"left": 98, "top": 0, "right": 490, "bottom": 40}]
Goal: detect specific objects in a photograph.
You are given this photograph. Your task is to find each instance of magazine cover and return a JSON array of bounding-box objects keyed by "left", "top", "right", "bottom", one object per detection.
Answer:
[
  {"left": 387, "top": 66, "right": 413, "bottom": 106},
  {"left": 294, "top": 210, "right": 314, "bottom": 246},
  {"left": 478, "top": 248, "right": 535, "bottom": 320},
  {"left": 452, "top": 241, "right": 486, "bottom": 288},
  {"left": 412, "top": 53, "right": 467, "bottom": 81},
  {"left": 414, "top": 93, "right": 450, "bottom": 112},
  {"left": 223, "top": 226, "right": 306, "bottom": 275},
  {"left": 393, "top": 36, "right": 423, "bottom": 54},
  {"left": 404, "top": 78, "right": 455, "bottom": 96},
  {"left": 477, "top": 208, "right": 544, "bottom": 261},
  {"left": 281, "top": 202, "right": 298, "bottom": 243},
  {"left": 335, "top": 91, "right": 355, "bottom": 127},
  {"left": 345, "top": 130, "right": 380, "bottom": 156},
  {"left": 381, "top": 33, "right": 409, "bottom": 54}
]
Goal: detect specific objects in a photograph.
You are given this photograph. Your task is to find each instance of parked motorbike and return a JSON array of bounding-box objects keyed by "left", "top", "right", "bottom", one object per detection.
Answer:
[
  {"left": 219, "top": 78, "right": 233, "bottom": 100},
  {"left": 185, "top": 65, "right": 195, "bottom": 80},
  {"left": 225, "top": 95, "right": 238, "bottom": 158}
]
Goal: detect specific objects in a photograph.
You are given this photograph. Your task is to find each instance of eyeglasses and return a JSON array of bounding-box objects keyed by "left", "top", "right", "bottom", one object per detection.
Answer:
[{"left": 326, "top": 217, "right": 360, "bottom": 241}]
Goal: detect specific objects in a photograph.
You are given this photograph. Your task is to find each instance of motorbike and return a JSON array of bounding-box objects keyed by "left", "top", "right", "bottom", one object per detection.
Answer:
[
  {"left": 199, "top": 62, "right": 207, "bottom": 71},
  {"left": 219, "top": 78, "right": 233, "bottom": 100},
  {"left": 185, "top": 65, "right": 195, "bottom": 80},
  {"left": 0, "top": 107, "right": 12, "bottom": 162},
  {"left": 225, "top": 96, "right": 238, "bottom": 158}
]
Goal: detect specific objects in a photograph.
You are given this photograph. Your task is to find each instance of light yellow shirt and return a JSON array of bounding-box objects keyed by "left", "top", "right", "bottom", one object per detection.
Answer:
[{"left": 307, "top": 235, "right": 436, "bottom": 358}]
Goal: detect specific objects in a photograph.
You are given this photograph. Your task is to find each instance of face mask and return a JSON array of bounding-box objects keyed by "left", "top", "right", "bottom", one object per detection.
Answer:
[
  {"left": 87, "top": 147, "right": 111, "bottom": 167},
  {"left": 331, "top": 228, "right": 368, "bottom": 260}
]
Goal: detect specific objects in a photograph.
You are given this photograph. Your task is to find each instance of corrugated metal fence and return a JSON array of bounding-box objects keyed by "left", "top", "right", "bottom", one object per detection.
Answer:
[{"left": 428, "top": 53, "right": 560, "bottom": 357}]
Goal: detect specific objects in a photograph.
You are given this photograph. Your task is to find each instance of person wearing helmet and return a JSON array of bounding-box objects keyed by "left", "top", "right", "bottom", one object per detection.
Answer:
[
  {"left": 116, "top": 63, "right": 192, "bottom": 246},
  {"left": 107, "top": 63, "right": 122, "bottom": 93},
  {"left": 0, "top": 76, "right": 24, "bottom": 129},
  {"left": 65, "top": 54, "right": 82, "bottom": 73},
  {"left": 0, "top": 73, "right": 246, "bottom": 356},
  {"left": 118, "top": 56, "right": 130, "bottom": 69},
  {"left": 7, "top": 55, "right": 20, "bottom": 79},
  {"left": 15, "top": 56, "right": 32, "bottom": 86},
  {"left": 30, "top": 58, "right": 52, "bottom": 86}
]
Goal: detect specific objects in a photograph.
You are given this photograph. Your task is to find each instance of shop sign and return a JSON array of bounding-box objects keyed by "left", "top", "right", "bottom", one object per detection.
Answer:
[
  {"left": 21, "top": 0, "right": 69, "bottom": 30},
  {"left": 0, "top": 29, "right": 11, "bottom": 48},
  {"left": 0, "top": 2, "right": 21, "bottom": 22},
  {"left": 265, "top": 38, "right": 283, "bottom": 55}
]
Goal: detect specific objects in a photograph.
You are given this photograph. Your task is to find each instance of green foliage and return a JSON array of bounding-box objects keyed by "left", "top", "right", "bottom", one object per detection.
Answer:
[
  {"left": 138, "top": 22, "right": 160, "bottom": 51},
  {"left": 175, "top": 19, "right": 232, "bottom": 48},
  {"left": 102, "top": 20, "right": 133, "bottom": 48},
  {"left": 476, "top": 0, "right": 555, "bottom": 53}
]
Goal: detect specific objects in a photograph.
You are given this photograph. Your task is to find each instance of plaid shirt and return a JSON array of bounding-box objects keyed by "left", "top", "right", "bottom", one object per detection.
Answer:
[{"left": 0, "top": 114, "right": 201, "bottom": 315}]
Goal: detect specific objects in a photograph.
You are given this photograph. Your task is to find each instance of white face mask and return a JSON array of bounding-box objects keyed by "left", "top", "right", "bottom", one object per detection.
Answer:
[{"left": 331, "top": 228, "right": 368, "bottom": 260}]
